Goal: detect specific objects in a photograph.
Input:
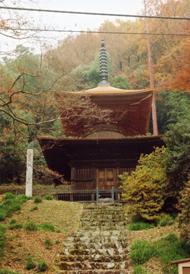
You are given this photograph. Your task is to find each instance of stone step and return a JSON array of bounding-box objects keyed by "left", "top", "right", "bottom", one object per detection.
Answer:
[
  {"left": 60, "top": 248, "right": 128, "bottom": 256},
  {"left": 60, "top": 249, "right": 128, "bottom": 257},
  {"left": 80, "top": 222, "right": 127, "bottom": 225},
  {"left": 58, "top": 254, "right": 128, "bottom": 262},
  {"left": 57, "top": 260, "right": 128, "bottom": 270},
  {"left": 56, "top": 204, "right": 129, "bottom": 274},
  {"left": 82, "top": 212, "right": 125, "bottom": 216},
  {"left": 81, "top": 219, "right": 127, "bottom": 222},
  {"left": 65, "top": 235, "right": 128, "bottom": 241},
  {"left": 57, "top": 270, "right": 129, "bottom": 274},
  {"left": 62, "top": 242, "right": 126, "bottom": 248},
  {"left": 80, "top": 224, "right": 127, "bottom": 229},
  {"left": 67, "top": 232, "right": 128, "bottom": 238}
]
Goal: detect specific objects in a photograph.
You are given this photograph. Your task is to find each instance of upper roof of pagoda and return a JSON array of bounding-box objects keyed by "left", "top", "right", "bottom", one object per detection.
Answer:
[
  {"left": 61, "top": 85, "right": 152, "bottom": 97},
  {"left": 55, "top": 40, "right": 153, "bottom": 138},
  {"left": 56, "top": 87, "right": 153, "bottom": 138},
  {"left": 85, "top": 85, "right": 151, "bottom": 94}
]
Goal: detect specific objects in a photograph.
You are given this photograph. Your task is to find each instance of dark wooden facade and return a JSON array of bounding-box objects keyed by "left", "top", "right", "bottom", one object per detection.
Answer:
[{"left": 38, "top": 136, "right": 164, "bottom": 191}]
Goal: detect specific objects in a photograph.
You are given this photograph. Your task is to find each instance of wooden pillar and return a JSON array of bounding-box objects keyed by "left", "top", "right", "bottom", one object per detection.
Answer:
[
  {"left": 144, "top": 0, "right": 158, "bottom": 136},
  {"left": 25, "top": 149, "right": 33, "bottom": 197}
]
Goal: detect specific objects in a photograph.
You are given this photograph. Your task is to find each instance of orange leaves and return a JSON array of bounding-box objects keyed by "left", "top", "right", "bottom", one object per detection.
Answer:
[{"left": 157, "top": 39, "right": 190, "bottom": 91}]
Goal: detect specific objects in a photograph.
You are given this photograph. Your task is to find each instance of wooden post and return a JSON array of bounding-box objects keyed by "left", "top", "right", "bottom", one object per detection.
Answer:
[
  {"left": 25, "top": 149, "right": 33, "bottom": 197},
  {"left": 96, "top": 187, "right": 99, "bottom": 203},
  {"left": 111, "top": 186, "right": 114, "bottom": 202},
  {"left": 91, "top": 193, "right": 95, "bottom": 202},
  {"left": 70, "top": 193, "right": 73, "bottom": 201}
]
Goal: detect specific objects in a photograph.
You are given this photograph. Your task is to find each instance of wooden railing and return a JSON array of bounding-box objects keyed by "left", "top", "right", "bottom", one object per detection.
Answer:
[{"left": 54, "top": 187, "right": 122, "bottom": 202}]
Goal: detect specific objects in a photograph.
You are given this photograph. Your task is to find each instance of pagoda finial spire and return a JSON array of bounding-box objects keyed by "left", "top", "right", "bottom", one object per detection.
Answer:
[{"left": 98, "top": 40, "right": 110, "bottom": 86}]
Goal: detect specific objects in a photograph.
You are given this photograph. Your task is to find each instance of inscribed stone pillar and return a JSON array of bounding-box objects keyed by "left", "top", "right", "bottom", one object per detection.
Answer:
[{"left": 25, "top": 149, "right": 33, "bottom": 197}]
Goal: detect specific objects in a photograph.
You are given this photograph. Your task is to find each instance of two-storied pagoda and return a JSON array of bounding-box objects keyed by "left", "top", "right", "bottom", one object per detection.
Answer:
[{"left": 38, "top": 41, "right": 163, "bottom": 199}]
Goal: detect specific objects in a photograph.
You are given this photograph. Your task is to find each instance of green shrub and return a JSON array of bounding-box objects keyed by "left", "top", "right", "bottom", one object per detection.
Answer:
[
  {"left": 155, "top": 233, "right": 188, "bottom": 264},
  {"left": 30, "top": 206, "right": 38, "bottom": 211},
  {"left": 25, "top": 256, "right": 36, "bottom": 270},
  {"left": 130, "top": 240, "right": 157, "bottom": 265},
  {"left": 121, "top": 147, "right": 168, "bottom": 221},
  {"left": 158, "top": 214, "right": 174, "bottom": 227},
  {"left": 130, "top": 233, "right": 189, "bottom": 273},
  {"left": 34, "top": 196, "right": 42, "bottom": 203},
  {"left": 16, "top": 195, "right": 28, "bottom": 204},
  {"left": 37, "top": 260, "right": 48, "bottom": 272},
  {"left": 43, "top": 195, "right": 53, "bottom": 200},
  {"left": 44, "top": 238, "right": 53, "bottom": 249},
  {"left": 4, "top": 192, "right": 15, "bottom": 200},
  {"left": 0, "top": 224, "right": 6, "bottom": 258},
  {"left": 128, "top": 221, "right": 154, "bottom": 231},
  {"left": 38, "top": 223, "right": 55, "bottom": 232},
  {"left": 24, "top": 221, "right": 38, "bottom": 231},
  {"left": 178, "top": 180, "right": 190, "bottom": 252}
]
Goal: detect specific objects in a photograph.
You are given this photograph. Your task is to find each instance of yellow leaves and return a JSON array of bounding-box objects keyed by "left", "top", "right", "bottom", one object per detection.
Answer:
[{"left": 121, "top": 147, "right": 167, "bottom": 221}]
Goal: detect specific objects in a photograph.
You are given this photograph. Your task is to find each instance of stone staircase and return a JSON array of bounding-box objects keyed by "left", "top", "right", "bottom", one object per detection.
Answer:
[{"left": 56, "top": 203, "right": 129, "bottom": 274}]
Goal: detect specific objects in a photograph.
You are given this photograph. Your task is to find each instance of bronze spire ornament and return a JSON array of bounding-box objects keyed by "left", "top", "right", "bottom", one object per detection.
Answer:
[{"left": 98, "top": 40, "right": 110, "bottom": 86}]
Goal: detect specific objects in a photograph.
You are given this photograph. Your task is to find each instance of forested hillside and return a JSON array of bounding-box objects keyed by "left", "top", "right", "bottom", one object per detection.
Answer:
[{"left": 0, "top": 0, "right": 190, "bottom": 184}]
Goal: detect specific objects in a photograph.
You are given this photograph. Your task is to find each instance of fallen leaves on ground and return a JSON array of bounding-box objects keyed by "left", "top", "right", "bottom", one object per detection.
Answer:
[{"left": 0, "top": 200, "right": 83, "bottom": 273}]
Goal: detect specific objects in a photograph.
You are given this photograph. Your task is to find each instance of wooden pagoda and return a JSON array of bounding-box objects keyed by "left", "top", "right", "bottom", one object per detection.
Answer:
[{"left": 38, "top": 41, "right": 164, "bottom": 198}]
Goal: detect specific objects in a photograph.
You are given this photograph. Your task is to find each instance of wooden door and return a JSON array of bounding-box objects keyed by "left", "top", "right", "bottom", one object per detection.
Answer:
[
  {"left": 71, "top": 168, "right": 96, "bottom": 190},
  {"left": 96, "top": 168, "right": 116, "bottom": 190}
]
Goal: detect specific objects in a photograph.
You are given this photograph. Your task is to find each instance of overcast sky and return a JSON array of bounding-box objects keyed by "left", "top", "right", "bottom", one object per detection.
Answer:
[{"left": 0, "top": 0, "right": 144, "bottom": 57}]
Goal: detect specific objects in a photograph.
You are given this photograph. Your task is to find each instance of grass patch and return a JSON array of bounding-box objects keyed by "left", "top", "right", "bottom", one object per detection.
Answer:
[
  {"left": 130, "top": 233, "right": 190, "bottom": 274},
  {"left": 9, "top": 219, "right": 22, "bottom": 230},
  {"left": 44, "top": 238, "right": 53, "bottom": 249},
  {"left": 24, "top": 221, "right": 38, "bottom": 231},
  {"left": 33, "top": 196, "right": 42, "bottom": 204},
  {"left": 37, "top": 260, "right": 48, "bottom": 272},
  {"left": 157, "top": 214, "right": 174, "bottom": 227},
  {"left": 0, "top": 270, "right": 20, "bottom": 274},
  {"left": 0, "top": 224, "right": 6, "bottom": 259},
  {"left": 0, "top": 210, "right": 6, "bottom": 221},
  {"left": 38, "top": 223, "right": 56, "bottom": 232},
  {"left": 43, "top": 195, "right": 53, "bottom": 200},
  {"left": 38, "top": 223, "right": 55, "bottom": 232},
  {"left": 131, "top": 240, "right": 157, "bottom": 264},
  {"left": 0, "top": 193, "right": 28, "bottom": 221},
  {"left": 25, "top": 256, "right": 36, "bottom": 270},
  {"left": 23, "top": 220, "right": 56, "bottom": 232},
  {"left": 14, "top": 200, "right": 83, "bottom": 235},
  {"left": 4, "top": 193, "right": 15, "bottom": 200},
  {"left": 133, "top": 265, "right": 149, "bottom": 274},
  {"left": 128, "top": 221, "right": 155, "bottom": 231},
  {"left": 155, "top": 233, "right": 189, "bottom": 273}
]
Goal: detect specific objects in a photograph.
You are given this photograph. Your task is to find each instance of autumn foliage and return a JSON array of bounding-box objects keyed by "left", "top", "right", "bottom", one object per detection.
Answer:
[
  {"left": 121, "top": 147, "right": 168, "bottom": 221},
  {"left": 56, "top": 93, "right": 114, "bottom": 137}
]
